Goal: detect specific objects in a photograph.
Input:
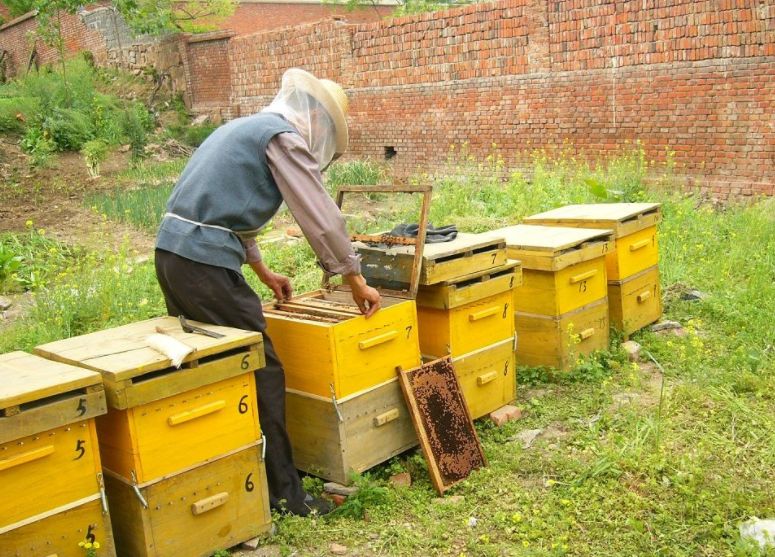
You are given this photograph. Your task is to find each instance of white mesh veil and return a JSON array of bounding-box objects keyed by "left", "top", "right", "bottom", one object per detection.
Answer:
[{"left": 262, "top": 69, "right": 347, "bottom": 171}]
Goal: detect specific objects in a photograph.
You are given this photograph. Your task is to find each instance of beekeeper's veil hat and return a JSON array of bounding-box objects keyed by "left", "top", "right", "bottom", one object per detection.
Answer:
[{"left": 263, "top": 68, "right": 348, "bottom": 170}]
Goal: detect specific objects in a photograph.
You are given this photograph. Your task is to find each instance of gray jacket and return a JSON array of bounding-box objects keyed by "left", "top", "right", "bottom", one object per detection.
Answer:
[{"left": 156, "top": 112, "right": 296, "bottom": 272}]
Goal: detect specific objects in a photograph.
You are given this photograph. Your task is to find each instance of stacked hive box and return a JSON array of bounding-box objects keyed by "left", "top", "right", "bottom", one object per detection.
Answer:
[
  {"left": 485, "top": 225, "right": 614, "bottom": 370},
  {"left": 264, "top": 289, "right": 422, "bottom": 485},
  {"left": 0, "top": 352, "right": 116, "bottom": 557},
  {"left": 357, "top": 233, "right": 519, "bottom": 419},
  {"left": 524, "top": 203, "right": 662, "bottom": 336},
  {"left": 34, "top": 317, "right": 272, "bottom": 557}
]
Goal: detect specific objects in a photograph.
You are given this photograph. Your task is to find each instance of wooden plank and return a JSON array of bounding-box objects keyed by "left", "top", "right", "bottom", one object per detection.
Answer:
[
  {"left": 0, "top": 352, "right": 102, "bottom": 410},
  {"left": 273, "top": 301, "right": 358, "bottom": 319},
  {"left": 523, "top": 203, "right": 661, "bottom": 237},
  {"left": 483, "top": 225, "right": 613, "bottom": 255},
  {"left": 351, "top": 233, "right": 417, "bottom": 246},
  {"left": 35, "top": 317, "right": 262, "bottom": 383},
  {"left": 525, "top": 202, "right": 660, "bottom": 222},
  {"left": 0, "top": 387, "right": 106, "bottom": 444},
  {"left": 280, "top": 299, "right": 362, "bottom": 316},
  {"left": 398, "top": 358, "right": 487, "bottom": 494}
]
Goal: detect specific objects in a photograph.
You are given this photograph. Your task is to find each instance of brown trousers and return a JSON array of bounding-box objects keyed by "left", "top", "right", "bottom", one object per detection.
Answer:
[{"left": 154, "top": 249, "right": 307, "bottom": 514}]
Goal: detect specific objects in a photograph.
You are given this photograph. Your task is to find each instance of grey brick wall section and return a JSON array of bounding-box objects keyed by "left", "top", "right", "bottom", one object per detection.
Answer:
[{"left": 80, "top": 6, "right": 154, "bottom": 50}]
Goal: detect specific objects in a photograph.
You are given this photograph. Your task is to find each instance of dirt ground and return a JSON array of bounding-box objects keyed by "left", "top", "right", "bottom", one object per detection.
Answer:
[{"left": 0, "top": 136, "right": 157, "bottom": 253}]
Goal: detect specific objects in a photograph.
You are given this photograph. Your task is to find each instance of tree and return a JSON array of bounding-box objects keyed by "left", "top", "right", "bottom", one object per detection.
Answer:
[
  {"left": 112, "top": 0, "right": 236, "bottom": 35},
  {"left": 1, "top": 0, "right": 36, "bottom": 18},
  {"left": 32, "top": 0, "right": 83, "bottom": 100}
]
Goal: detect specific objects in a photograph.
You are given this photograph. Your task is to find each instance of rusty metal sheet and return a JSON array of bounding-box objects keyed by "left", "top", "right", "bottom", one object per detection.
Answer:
[{"left": 398, "top": 357, "right": 487, "bottom": 494}]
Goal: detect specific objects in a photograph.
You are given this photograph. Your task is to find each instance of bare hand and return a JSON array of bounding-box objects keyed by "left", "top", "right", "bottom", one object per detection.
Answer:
[
  {"left": 252, "top": 262, "right": 293, "bottom": 301},
  {"left": 345, "top": 274, "right": 381, "bottom": 318}
]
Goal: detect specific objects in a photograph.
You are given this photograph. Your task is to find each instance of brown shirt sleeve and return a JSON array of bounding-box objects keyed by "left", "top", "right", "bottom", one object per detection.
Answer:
[{"left": 266, "top": 132, "right": 361, "bottom": 276}]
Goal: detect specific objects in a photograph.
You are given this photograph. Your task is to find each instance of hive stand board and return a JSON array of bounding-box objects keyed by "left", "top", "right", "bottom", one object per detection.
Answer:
[
  {"left": 0, "top": 351, "right": 106, "bottom": 444},
  {"left": 398, "top": 358, "right": 487, "bottom": 494},
  {"left": 35, "top": 317, "right": 265, "bottom": 409},
  {"left": 357, "top": 233, "right": 508, "bottom": 285}
]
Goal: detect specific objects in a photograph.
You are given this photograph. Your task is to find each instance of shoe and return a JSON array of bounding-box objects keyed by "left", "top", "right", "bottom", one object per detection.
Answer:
[
  {"left": 302, "top": 493, "right": 333, "bottom": 516},
  {"left": 272, "top": 494, "right": 333, "bottom": 517}
]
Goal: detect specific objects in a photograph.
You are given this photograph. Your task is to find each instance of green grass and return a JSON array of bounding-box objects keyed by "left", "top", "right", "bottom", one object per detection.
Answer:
[{"left": 1, "top": 149, "right": 773, "bottom": 557}]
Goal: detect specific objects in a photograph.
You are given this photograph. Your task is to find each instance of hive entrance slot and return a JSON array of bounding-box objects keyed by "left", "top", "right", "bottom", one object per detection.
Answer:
[{"left": 14, "top": 386, "right": 91, "bottom": 414}]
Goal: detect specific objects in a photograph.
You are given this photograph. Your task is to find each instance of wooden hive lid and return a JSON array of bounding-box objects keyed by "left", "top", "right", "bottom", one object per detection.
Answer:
[
  {"left": 481, "top": 225, "right": 613, "bottom": 271},
  {"left": 0, "top": 351, "right": 102, "bottom": 410},
  {"left": 524, "top": 203, "right": 661, "bottom": 236},
  {"left": 34, "top": 316, "right": 262, "bottom": 383},
  {"left": 355, "top": 232, "right": 505, "bottom": 261}
]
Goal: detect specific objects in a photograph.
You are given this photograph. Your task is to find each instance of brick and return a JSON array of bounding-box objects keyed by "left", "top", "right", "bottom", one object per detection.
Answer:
[{"left": 489, "top": 404, "right": 522, "bottom": 426}]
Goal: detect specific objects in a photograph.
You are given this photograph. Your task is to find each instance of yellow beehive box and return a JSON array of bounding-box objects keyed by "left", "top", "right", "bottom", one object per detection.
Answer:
[
  {"left": 417, "top": 289, "right": 514, "bottom": 358},
  {"left": 0, "top": 352, "right": 107, "bottom": 529},
  {"left": 285, "top": 379, "right": 417, "bottom": 485},
  {"left": 516, "top": 298, "right": 610, "bottom": 370},
  {"left": 609, "top": 265, "right": 662, "bottom": 335},
  {"left": 450, "top": 337, "right": 516, "bottom": 419},
  {"left": 0, "top": 497, "right": 116, "bottom": 557},
  {"left": 103, "top": 443, "right": 271, "bottom": 557},
  {"left": 35, "top": 317, "right": 265, "bottom": 483},
  {"left": 414, "top": 260, "right": 522, "bottom": 310},
  {"left": 523, "top": 203, "right": 661, "bottom": 281},
  {"left": 264, "top": 289, "right": 421, "bottom": 399},
  {"left": 356, "top": 233, "right": 508, "bottom": 286},
  {"left": 484, "top": 225, "right": 613, "bottom": 317}
]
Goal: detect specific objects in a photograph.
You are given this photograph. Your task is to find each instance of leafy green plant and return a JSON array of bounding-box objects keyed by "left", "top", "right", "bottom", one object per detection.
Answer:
[
  {"left": 44, "top": 107, "right": 95, "bottom": 151},
  {"left": 81, "top": 139, "right": 110, "bottom": 178},
  {"left": 121, "top": 102, "right": 154, "bottom": 160},
  {"left": 20, "top": 125, "right": 56, "bottom": 167},
  {"left": 0, "top": 96, "right": 40, "bottom": 133},
  {"left": 183, "top": 122, "right": 217, "bottom": 147},
  {"left": 329, "top": 474, "right": 389, "bottom": 519},
  {"left": 324, "top": 159, "right": 386, "bottom": 195},
  {"left": 85, "top": 182, "right": 173, "bottom": 231},
  {"left": 0, "top": 243, "right": 23, "bottom": 292}
]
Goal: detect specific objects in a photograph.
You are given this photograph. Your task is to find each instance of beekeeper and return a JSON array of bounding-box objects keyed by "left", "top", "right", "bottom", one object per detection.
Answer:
[{"left": 154, "top": 68, "right": 381, "bottom": 516}]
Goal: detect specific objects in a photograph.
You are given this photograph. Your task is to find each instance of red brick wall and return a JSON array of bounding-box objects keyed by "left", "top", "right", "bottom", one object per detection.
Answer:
[
  {"left": 185, "top": 32, "right": 234, "bottom": 114},
  {"left": 224, "top": 0, "right": 774, "bottom": 199},
  {"left": 0, "top": 10, "right": 108, "bottom": 77},
  {"left": 223, "top": 2, "right": 391, "bottom": 35}
]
